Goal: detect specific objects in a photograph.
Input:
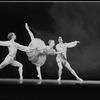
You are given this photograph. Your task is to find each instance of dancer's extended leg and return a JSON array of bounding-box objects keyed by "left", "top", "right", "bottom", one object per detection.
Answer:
[
  {"left": 11, "top": 60, "right": 23, "bottom": 81},
  {"left": 63, "top": 60, "right": 83, "bottom": 82},
  {"left": 57, "top": 61, "right": 63, "bottom": 81},
  {"left": 0, "top": 56, "right": 11, "bottom": 69},
  {"left": 36, "top": 65, "right": 42, "bottom": 80}
]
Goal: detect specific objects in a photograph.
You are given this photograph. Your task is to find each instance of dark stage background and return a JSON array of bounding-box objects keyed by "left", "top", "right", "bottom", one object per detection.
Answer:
[
  {"left": 0, "top": 2, "right": 100, "bottom": 81},
  {"left": 0, "top": 2, "right": 100, "bottom": 100}
]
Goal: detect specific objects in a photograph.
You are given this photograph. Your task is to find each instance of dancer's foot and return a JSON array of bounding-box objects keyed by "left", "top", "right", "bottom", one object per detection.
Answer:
[
  {"left": 57, "top": 78, "right": 61, "bottom": 84},
  {"left": 37, "top": 74, "right": 42, "bottom": 84},
  {"left": 37, "top": 75, "right": 42, "bottom": 80},
  {"left": 0, "top": 66, "right": 3, "bottom": 69},
  {"left": 77, "top": 78, "right": 83, "bottom": 82},
  {"left": 37, "top": 80, "right": 42, "bottom": 84},
  {"left": 19, "top": 78, "right": 23, "bottom": 84},
  {"left": 57, "top": 78, "right": 61, "bottom": 81}
]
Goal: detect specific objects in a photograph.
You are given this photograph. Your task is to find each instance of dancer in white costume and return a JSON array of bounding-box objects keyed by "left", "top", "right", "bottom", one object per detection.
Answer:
[
  {"left": 56, "top": 36, "right": 83, "bottom": 82},
  {"left": 0, "top": 32, "right": 31, "bottom": 81},
  {"left": 25, "top": 23, "right": 59, "bottom": 81}
]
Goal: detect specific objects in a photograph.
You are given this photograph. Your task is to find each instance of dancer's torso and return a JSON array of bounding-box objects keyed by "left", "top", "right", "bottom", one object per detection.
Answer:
[
  {"left": 56, "top": 43, "right": 67, "bottom": 61},
  {"left": 8, "top": 42, "right": 17, "bottom": 60}
]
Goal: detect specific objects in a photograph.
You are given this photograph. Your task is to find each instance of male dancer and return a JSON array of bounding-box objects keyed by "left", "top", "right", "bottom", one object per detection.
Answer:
[
  {"left": 0, "top": 32, "right": 31, "bottom": 81},
  {"left": 56, "top": 36, "right": 83, "bottom": 82}
]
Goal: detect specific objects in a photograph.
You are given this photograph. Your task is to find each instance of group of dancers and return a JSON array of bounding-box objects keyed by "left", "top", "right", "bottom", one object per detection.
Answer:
[{"left": 0, "top": 23, "right": 83, "bottom": 83}]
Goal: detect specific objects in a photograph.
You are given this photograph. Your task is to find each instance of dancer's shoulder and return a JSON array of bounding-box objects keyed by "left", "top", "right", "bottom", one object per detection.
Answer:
[{"left": 56, "top": 44, "right": 60, "bottom": 48}]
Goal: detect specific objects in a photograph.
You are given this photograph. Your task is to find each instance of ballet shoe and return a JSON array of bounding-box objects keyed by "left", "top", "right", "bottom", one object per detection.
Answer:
[
  {"left": 19, "top": 78, "right": 23, "bottom": 84},
  {"left": 77, "top": 78, "right": 83, "bottom": 82}
]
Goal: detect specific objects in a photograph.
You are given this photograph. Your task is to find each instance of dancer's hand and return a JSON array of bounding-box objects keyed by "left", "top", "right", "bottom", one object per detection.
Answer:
[
  {"left": 25, "top": 23, "right": 29, "bottom": 30},
  {"left": 76, "top": 41, "right": 80, "bottom": 43}
]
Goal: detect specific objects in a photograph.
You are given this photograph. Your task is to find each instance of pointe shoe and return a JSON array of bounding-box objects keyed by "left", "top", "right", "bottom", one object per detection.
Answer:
[
  {"left": 37, "top": 75, "right": 42, "bottom": 84},
  {"left": 37, "top": 75, "right": 42, "bottom": 80},
  {"left": 37, "top": 80, "right": 42, "bottom": 84}
]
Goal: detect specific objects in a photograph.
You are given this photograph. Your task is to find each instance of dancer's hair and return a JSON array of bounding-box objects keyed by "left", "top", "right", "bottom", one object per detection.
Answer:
[
  {"left": 48, "top": 40, "right": 55, "bottom": 45},
  {"left": 58, "top": 36, "right": 63, "bottom": 39},
  {"left": 8, "top": 32, "right": 15, "bottom": 40}
]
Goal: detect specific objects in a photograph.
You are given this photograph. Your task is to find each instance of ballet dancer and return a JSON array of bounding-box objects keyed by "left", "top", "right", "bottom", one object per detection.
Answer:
[
  {"left": 25, "top": 23, "right": 59, "bottom": 81},
  {"left": 0, "top": 32, "right": 31, "bottom": 81},
  {"left": 56, "top": 36, "right": 83, "bottom": 82}
]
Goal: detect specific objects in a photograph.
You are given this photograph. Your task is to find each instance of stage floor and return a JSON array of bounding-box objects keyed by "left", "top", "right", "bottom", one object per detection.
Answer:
[
  {"left": 0, "top": 78, "right": 100, "bottom": 85},
  {"left": 0, "top": 79, "right": 100, "bottom": 99}
]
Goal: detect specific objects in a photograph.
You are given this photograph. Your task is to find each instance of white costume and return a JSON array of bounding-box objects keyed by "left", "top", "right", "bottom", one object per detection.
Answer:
[
  {"left": 0, "top": 37, "right": 30, "bottom": 81},
  {"left": 56, "top": 40, "right": 83, "bottom": 82},
  {"left": 56, "top": 41, "right": 77, "bottom": 63},
  {"left": 25, "top": 23, "right": 56, "bottom": 81}
]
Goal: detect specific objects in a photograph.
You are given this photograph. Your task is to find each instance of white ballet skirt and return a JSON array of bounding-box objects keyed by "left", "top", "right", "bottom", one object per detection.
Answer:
[
  {"left": 26, "top": 38, "right": 56, "bottom": 66},
  {"left": 26, "top": 38, "right": 47, "bottom": 66}
]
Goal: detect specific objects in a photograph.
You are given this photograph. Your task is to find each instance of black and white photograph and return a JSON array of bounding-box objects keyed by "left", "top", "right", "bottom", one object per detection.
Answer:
[{"left": 0, "top": 1, "right": 100, "bottom": 100}]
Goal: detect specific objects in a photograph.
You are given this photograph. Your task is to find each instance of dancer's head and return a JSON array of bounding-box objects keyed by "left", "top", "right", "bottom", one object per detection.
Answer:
[
  {"left": 48, "top": 40, "right": 55, "bottom": 47},
  {"left": 58, "top": 36, "right": 63, "bottom": 43},
  {"left": 8, "top": 32, "right": 16, "bottom": 40}
]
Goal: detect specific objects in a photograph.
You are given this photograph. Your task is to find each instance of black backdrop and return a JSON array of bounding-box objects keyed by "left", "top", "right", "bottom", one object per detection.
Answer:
[
  {"left": 0, "top": 2, "right": 100, "bottom": 80},
  {"left": 0, "top": 2, "right": 100, "bottom": 99}
]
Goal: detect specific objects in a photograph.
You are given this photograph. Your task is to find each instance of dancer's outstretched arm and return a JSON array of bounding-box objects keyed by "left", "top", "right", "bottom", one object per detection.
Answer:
[
  {"left": 0, "top": 41, "right": 10, "bottom": 46},
  {"left": 25, "top": 23, "right": 35, "bottom": 41},
  {"left": 65, "top": 41, "right": 80, "bottom": 48},
  {"left": 16, "top": 43, "right": 31, "bottom": 52},
  {"left": 56, "top": 51, "right": 64, "bottom": 54}
]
